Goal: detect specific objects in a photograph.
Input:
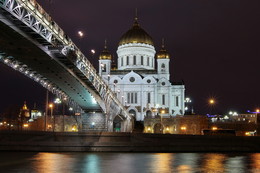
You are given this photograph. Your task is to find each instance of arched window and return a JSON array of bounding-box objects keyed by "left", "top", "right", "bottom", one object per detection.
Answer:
[
  {"left": 161, "top": 63, "right": 165, "bottom": 72},
  {"left": 162, "top": 94, "right": 165, "bottom": 105},
  {"left": 133, "top": 55, "right": 136, "bottom": 65},
  {"left": 146, "top": 110, "right": 152, "bottom": 117},
  {"left": 129, "top": 109, "right": 136, "bottom": 118}
]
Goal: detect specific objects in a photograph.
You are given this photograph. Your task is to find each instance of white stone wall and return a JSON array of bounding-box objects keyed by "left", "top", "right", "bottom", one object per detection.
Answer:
[{"left": 117, "top": 43, "right": 156, "bottom": 70}]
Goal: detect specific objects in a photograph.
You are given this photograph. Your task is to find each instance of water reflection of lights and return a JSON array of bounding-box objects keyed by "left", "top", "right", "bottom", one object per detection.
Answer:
[
  {"left": 83, "top": 154, "right": 100, "bottom": 173},
  {"left": 202, "top": 154, "right": 226, "bottom": 172},
  {"left": 225, "top": 156, "right": 246, "bottom": 172},
  {"left": 174, "top": 153, "right": 199, "bottom": 172},
  {"left": 251, "top": 153, "right": 260, "bottom": 171},
  {"left": 32, "top": 153, "right": 74, "bottom": 172},
  {"left": 149, "top": 153, "right": 173, "bottom": 172}
]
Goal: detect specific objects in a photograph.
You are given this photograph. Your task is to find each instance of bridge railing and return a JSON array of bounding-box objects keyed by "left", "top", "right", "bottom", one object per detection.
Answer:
[{"left": 0, "top": 0, "right": 131, "bottom": 121}]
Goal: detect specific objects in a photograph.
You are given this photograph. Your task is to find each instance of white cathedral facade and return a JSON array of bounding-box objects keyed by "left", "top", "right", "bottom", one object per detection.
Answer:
[{"left": 98, "top": 17, "right": 185, "bottom": 121}]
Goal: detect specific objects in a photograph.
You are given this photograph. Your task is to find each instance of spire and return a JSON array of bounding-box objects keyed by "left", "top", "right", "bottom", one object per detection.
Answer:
[
  {"left": 23, "top": 101, "right": 28, "bottom": 110},
  {"left": 104, "top": 39, "right": 107, "bottom": 49},
  {"left": 162, "top": 38, "right": 165, "bottom": 49},
  {"left": 133, "top": 8, "right": 139, "bottom": 26}
]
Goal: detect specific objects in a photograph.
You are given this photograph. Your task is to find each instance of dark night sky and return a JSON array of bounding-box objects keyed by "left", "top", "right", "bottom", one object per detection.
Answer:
[{"left": 0, "top": 0, "right": 260, "bottom": 114}]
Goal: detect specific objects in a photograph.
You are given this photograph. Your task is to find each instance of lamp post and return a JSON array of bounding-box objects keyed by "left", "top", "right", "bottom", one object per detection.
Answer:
[
  {"left": 184, "top": 97, "right": 192, "bottom": 114},
  {"left": 54, "top": 98, "right": 61, "bottom": 132},
  {"left": 160, "top": 108, "right": 165, "bottom": 134},
  {"left": 49, "top": 103, "right": 54, "bottom": 132},
  {"left": 256, "top": 109, "right": 259, "bottom": 135}
]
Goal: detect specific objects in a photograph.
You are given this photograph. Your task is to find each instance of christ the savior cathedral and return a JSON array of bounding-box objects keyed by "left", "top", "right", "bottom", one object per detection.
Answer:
[{"left": 98, "top": 16, "right": 185, "bottom": 121}]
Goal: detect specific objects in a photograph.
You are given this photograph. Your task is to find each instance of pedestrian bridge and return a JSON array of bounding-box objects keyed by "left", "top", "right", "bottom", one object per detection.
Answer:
[{"left": 0, "top": 0, "right": 133, "bottom": 132}]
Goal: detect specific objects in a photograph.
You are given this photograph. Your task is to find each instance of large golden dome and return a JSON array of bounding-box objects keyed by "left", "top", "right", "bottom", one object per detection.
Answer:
[{"left": 118, "top": 18, "right": 154, "bottom": 46}]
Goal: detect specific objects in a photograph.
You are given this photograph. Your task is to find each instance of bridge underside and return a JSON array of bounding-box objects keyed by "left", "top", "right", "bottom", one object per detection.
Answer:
[{"left": 0, "top": 18, "right": 101, "bottom": 112}]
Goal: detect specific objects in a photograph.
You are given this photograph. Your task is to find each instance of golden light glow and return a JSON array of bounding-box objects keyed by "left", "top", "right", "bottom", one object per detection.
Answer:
[
  {"left": 256, "top": 109, "right": 260, "bottom": 113},
  {"left": 209, "top": 99, "right": 215, "bottom": 104},
  {"left": 181, "top": 126, "right": 187, "bottom": 131},
  {"left": 49, "top": 103, "right": 53, "bottom": 108},
  {"left": 147, "top": 127, "right": 151, "bottom": 131},
  {"left": 166, "top": 127, "right": 169, "bottom": 131},
  {"left": 23, "top": 124, "right": 29, "bottom": 127},
  {"left": 212, "top": 126, "right": 218, "bottom": 130},
  {"left": 161, "top": 109, "right": 165, "bottom": 114},
  {"left": 245, "top": 132, "right": 251, "bottom": 136}
]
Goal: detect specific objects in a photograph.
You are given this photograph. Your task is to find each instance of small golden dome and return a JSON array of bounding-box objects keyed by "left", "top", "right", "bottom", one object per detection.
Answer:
[
  {"left": 118, "top": 18, "right": 154, "bottom": 46},
  {"left": 157, "top": 39, "right": 170, "bottom": 59},
  {"left": 99, "top": 40, "right": 112, "bottom": 60}
]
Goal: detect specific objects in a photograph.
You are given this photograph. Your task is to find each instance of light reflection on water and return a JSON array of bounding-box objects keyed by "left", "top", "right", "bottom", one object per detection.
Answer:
[{"left": 0, "top": 152, "right": 259, "bottom": 173}]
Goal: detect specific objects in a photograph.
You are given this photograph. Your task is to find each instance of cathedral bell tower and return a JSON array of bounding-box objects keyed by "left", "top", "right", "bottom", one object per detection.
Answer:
[
  {"left": 157, "top": 39, "right": 170, "bottom": 80},
  {"left": 99, "top": 40, "right": 112, "bottom": 79}
]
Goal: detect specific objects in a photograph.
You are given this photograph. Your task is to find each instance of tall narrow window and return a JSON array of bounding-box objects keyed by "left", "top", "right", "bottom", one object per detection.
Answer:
[
  {"left": 147, "top": 57, "right": 150, "bottom": 66},
  {"left": 151, "top": 58, "right": 153, "bottom": 67},
  {"left": 101, "top": 64, "right": 106, "bottom": 72},
  {"left": 141, "top": 56, "right": 143, "bottom": 65},
  {"left": 131, "top": 93, "right": 134, "bottom": 103},
  {"left": 127, "top": 93, "right": 130, "bottom": 103},
  {"left": 147, "top": 92, "right": 151, "bottom": 104},
  {"left": 176, "top": 96, "right": 179, "bottom": 107},
  {"left": 127, "top": 92, "right": 138, "bottom": 104},
  {"left": 127, "top": 56, "right": 129, "bottom": 65},
  {"left": 121, "top": 57, "right": 123, "bottom": 66},
  {"left": 162, "top": 94, "right": 165, "bottom": 105},
  {"left": 133, "top": 56, "right": 136, "bottom": 65}
]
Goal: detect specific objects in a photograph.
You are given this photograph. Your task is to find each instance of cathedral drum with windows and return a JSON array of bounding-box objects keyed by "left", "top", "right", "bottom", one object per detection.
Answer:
[{"left": 98, "top": 17, "right": 185, "bottom": 121}]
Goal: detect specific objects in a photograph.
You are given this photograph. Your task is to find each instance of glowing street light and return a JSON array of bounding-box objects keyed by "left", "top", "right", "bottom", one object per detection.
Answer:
[
  {"left": 78, "top": 31, "right": 84, "bottom": 38},
  {"left": 49, "top": 103, "right": 54, "bottom": 132},
  {"left": 91, "top": 49, "right": 96, "bottom": 54},
  {"left": 54, "top": 98, "right": 61, "bottom": 104},
  {"left": 209, "top": 99, "right": 215, "bottom": 104}
]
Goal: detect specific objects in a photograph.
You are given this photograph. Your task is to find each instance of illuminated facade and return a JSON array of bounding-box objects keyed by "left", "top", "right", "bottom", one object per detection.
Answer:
[{"left": 99, "top": 17, "right": 185, "bottom": 121}]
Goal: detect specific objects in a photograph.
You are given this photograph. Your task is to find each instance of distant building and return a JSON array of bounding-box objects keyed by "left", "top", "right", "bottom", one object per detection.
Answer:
[
  {"left": 231, "top": 113, "right": 257, "bottom": 123},
  {"left": 144, "top": 115, "right": 208, "bottom": 135},
  {"left": 30, "top": 104, "right": 42, "bottom": 121},
  {"left": 20, "top": 101, "right": 30, "bottom": 119}
]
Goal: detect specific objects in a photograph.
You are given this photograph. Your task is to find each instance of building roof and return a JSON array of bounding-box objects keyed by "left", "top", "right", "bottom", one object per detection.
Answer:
[{"left": 118, "top": 17, "right": 154, "bottom": 46}]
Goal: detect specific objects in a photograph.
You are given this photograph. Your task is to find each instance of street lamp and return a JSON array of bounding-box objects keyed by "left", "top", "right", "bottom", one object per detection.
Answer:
[
  {"left": 54, "top": 98, "right": 62, "bottom": 132},
  {"left": 49, "top": 103, "right": 54, "bottom": 132},
  {"left": 184, "top": 97, "right": 192, "bottom": 114},
  {"left": 78, "top": 31, "right": 84, "bottom": 38}
]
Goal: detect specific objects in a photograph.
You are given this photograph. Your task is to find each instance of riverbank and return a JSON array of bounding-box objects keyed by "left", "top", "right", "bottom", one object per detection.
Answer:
[{"left": 0, "top": 131, "right": 260, "bottom": 152}]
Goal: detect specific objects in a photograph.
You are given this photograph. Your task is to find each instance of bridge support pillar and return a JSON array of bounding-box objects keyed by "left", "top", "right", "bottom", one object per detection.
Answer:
[{"left": 81, "top": 112, "right": 107, "bottom": 132}]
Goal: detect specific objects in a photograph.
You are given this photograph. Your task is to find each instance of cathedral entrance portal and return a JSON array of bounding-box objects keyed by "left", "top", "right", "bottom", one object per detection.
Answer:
[
  {"left": 129, "top": 109, "right": 136, "bottom": 119},
  {"left": 113, "top": 115, "right": 123, "bottom": 132},
  {"left": 154, "top": 123, "right": 164, "bottom": 134},
  {"left": 146, "top": 110, "right": 152, "bottom": 117}
]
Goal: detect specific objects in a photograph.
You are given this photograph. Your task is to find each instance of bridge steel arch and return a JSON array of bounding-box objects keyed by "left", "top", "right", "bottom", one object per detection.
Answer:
[{"left": 0, "top": 0, "right": 133, "bottom": 132}]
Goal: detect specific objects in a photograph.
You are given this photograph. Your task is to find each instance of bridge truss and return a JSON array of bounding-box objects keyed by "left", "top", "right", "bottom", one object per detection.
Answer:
[{"left": 0, "top": 0, "right": 133, "bottom": 132}]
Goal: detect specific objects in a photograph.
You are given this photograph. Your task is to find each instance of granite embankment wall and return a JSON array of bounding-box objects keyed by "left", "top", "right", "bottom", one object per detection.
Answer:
[{"left": 0, "top": 131, "right": 260, "bottom": 152}]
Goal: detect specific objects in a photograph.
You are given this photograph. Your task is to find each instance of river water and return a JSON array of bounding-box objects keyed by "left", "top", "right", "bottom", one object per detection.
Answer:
[{"left": 0, "top": 152, "right": 259, "bottom": 173}]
